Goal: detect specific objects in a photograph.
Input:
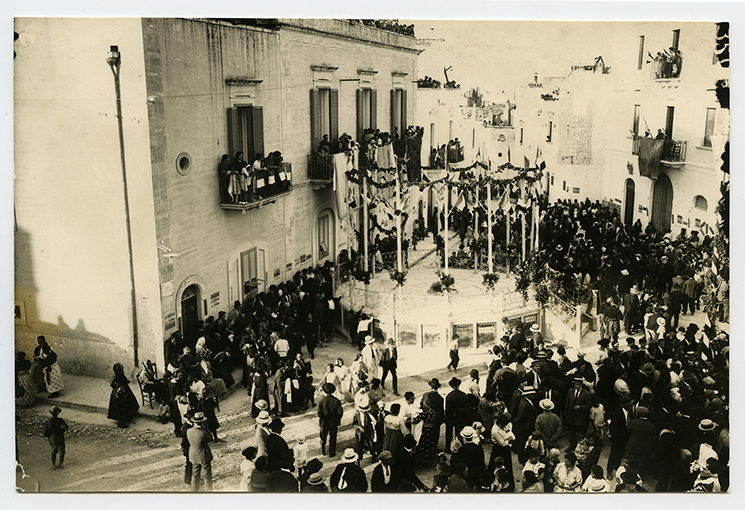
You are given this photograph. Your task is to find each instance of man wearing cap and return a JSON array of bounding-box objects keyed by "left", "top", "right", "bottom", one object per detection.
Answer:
[
  {"left": 254, "top": 409, "right": 272, "bottom": 458},
  {"left": 535, "top": 398, "right": 563, "bottom": 450},
  {"left": 43, "top": 406, "right": 68, "bottom": 470},
  {"left": 302, "top": 472, "right": 329, "bottom": 493},
  {"left": 445, "top": 377, "right": 468, "bottom": 453},
  {"left": 330, "top": 448, "right": 368, "bottom": 492},
  {"left": 379, "top": 337, "right": 399, "bottom": 396},
  {"left": 371, "top": 450, "right": 395, "bottom": 492},
  {"left": 317, "top": 382, "right": 343, "bottom": 457},
  {"left": 451, "top": 426, "right": 485, "bottom": 489},
  {"left": 361, "top": 335, "right": 381, "bottom": 380},
  {"left": 353, "top": 395, "right": 378, "bottom": 460},
  {"left": 564, "top": 376, "right": 592, "bottom": 451},
  {"left": 186, "top": 411, "right": 214, "bottom": 491}
]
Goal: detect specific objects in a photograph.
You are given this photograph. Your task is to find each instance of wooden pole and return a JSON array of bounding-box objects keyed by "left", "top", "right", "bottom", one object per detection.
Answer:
[
  {"left": 521, "top": 211, "right": 526, "bottom": 262},
  {"left": 444, "top": 184, "right": 450, "bottom": 272},
  {"left": 487, "top": 182, "right": 493, "bottom": 273},
  {"left": 395, "top": 166, "right": 403, "bottom": 273},
  {"left": 363, "top": 173, "right": 369, "bottom": 275},
  {"left": 506, "top": 207, "right": 511, "bottom": 276}
]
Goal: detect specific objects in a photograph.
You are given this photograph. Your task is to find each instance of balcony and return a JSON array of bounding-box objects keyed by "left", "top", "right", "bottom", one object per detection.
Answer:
[
  {"left": 661, "top": 139, "right": 687, "bottom": 164},
  {"left": 307, "top": 153, "right": 334, "bottom": 182},
  {"left": 219, "top": 163, "right": 292, "bottom": 211},
  {"left": 649, "top": 53, "right": 683, "bottom": 80}
]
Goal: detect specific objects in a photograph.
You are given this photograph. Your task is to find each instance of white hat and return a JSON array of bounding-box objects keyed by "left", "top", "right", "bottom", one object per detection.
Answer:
[
  {"left": 365, "top": 335, "right": 375, "bottom": 345},
  {"left": 342, "top": 448, "right": 359, "bottom": 463},
  {"left": 460, "top": 426, "right": 476, "bottom": 441}
]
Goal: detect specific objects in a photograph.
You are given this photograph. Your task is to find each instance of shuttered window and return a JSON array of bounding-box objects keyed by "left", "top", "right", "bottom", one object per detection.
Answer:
[
  {"left": 356, "top": 89, "right": 377, "bottom": 141},
  {"left": 227, "top": 105, "right": 264, "bottom": 162},
  {"left": 310, "top": 88, "right": 339, "bottom": 150},
  {"left": 390, "top": 89, "right": 407, "bottom": 137}
]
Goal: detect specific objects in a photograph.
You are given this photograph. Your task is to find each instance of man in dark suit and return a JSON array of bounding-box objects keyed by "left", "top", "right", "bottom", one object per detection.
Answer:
[
  {"left": 267, "top": 451, "right": 299, "bottom": 492},
  {"left": 445, "top": 377, "right": 468, "bottom": 453},
  {"left": 564, "top": 376, "right": 592, "bottom": 451},
  {"left": 451, "top": 426, "right": 485, "bottom": 488},
  {"left": 511, "top": 386, "right": 538, "bottom": 463},
  {"left": 318, "top": 382, "right": 343, "bottom": 457},
  {"left": 353, "top": 399, "right": 377, "bottom": 460},
  {"left": 330, "top": 449, "right": 368, "bottom": 492},
  {"left": 607, "top": 395, "right": 632, "bottom": 476},
  {"left": 379, "top": 337, "right": 399, "bottom": 395},
  {"left": 265, "top": 417, "right": 291, "bottom": 472},
  {"left": 393, "top": 434, "right": 429, "bottom": 492},
  {"left": 186, "top": 412, "right": 214, "bottom": 492},
  {"left": 370, "top": 450, "right": 396, "bottom": 492}
]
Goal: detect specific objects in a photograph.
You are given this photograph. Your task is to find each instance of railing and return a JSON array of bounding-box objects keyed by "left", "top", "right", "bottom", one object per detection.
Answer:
[
  {"left": 219, "top": 163, "right": 292, "bottom": 206},
  {"left": 661, "top": 139, "right": 687, "bottom": 163},
  {"left": 546, "top": 291, "right": 579, "bottom": 332},
  {"left": 307, "top": 154, "right": 333, "bottom": 181}
]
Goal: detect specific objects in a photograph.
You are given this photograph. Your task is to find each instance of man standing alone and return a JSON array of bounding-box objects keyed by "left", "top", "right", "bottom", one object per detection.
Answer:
[
  {"left": 380, "top": 338, "right": 399, "bottom": 396},
  {"left": 187, "top": 412, "right": 214, "bottom": 491},
  {"left": 318, "top": 383, "right": 343, "bottom": 457}
]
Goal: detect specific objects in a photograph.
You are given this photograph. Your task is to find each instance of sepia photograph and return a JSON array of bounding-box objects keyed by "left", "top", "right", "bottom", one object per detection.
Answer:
[{"left": 11, "top": 5, "right": 732, "bottom": 499}]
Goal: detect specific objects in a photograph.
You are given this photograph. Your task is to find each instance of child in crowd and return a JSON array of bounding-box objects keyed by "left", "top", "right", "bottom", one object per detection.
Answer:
[
  {"left": 293, "top": 433, "right": 309, "bottom": 477},
  {"left": 238, "top": 446, "right": 257, "bottom": 491},
  {"left": 582, "top": 465, "right": 610, "bottom": 492},
  {"left": 574, "top": 433, "right": 591, "bottom": 464},
  {"left": 588, "top": 394, "right": 607, "bottom": 445},
  {"left": 432, "top": 452, "right": 450, "bottom": 492},
  {"left": 44, "top": 405, "right": 69, "bottom": 470},
  {"left": 522, "top": 448, "right": 546, "bottom": 488},
  {"left": 523, "top": 432, "right": 546, "bottom": 459}
]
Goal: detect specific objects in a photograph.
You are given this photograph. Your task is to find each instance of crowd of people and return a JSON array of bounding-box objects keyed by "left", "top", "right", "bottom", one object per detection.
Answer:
[
  {"left": 648, "top": 47, "right": 684, "bottom": 79},
  {"left": 218, "top": 150, "right": 290, "bottom": 205},
  {"left": 538, "top": 198, "right": 728, "bottom": 327},
  {"left": 348, "top": 19, "right": 415, "bottom": 37}
]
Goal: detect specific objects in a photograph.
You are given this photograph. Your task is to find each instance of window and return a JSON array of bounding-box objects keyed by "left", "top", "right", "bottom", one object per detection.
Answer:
[
  {"left": 672, "top": 29, "right": 680, "bottom": 51},
  {"left": 310, "top": 88, "right": 339, "bottom": 151},
  {"left": 472, "top": 128, "right": 475, "bottom": 148},
  {"left": 520, "top": 128, "right": 524, "bottom": 145},
  {"left": 703, "top": 108, "right": 715, "bottom": 147},
  {"left": 665, "top": 106, "right": 675, "bottom": 139},
  {"left": 317, "top": 210, "right": 335, "bottom": 261},
  {"left": 633, "top": 105, "right": 641, "bottom": 136},
  {"left": 430, "top": 123, "right": 435, "bottom": 149},
  {"left": 547, "top": 121, "right": 553, "bottom": 143},
  {"left": 449, "top": 120, "right": 453, "bottom": 140},
  {"left": 694, "top": 195, "right": 708, "bottom": 211},
  {"left": 356, "top": 88, "right": 377, "bottom": 140},
  {"left": 638, "top": 35, "right": 645, "bottom": 70},
  {"left": 228, "top": 247, "right": 266, "bottom": 303},
  {"left": 227, "top": 106, "right": 264, "bottom": 163},
  {"left": 390, "top": 88, "right": 407, "bottom": 138}
]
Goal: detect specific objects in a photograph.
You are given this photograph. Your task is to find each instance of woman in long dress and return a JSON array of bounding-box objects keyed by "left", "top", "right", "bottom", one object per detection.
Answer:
[
  {"left": 107, "top": 363, "right": 140, "bottom": 428},
  {"left": 15, "top": 351, "right": 36, "bottom": 407},
  {"left": 32, "top": 336, "right": 64, "bottom": 397},
  {"left": 414, "top": 400, "right": 439, "bottom": 464},
  {"left": 381, "top": 403, "right": 407, "bottom": 462}
]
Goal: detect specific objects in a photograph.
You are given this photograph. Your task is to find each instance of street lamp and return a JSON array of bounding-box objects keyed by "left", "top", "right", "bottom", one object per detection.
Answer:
[{"left": 107, "top": 45, "right": 139, "bottom": 367}]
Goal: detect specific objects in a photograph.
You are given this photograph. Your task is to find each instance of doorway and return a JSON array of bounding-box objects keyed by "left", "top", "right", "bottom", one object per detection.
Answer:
[
  {"left": 180, "top": 284, "right": 201, "bottom": 348},
  {"left": 624, "top": 178, "right": 636, "bottom": 228},
  {"left": 651, "top": 172, "right": 673, "bottom": 232}
]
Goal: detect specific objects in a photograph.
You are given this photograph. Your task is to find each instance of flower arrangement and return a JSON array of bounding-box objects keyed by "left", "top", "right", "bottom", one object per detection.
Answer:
[
  {"left": 429, "top": 270, "right": 456, "bottom": 294},
  {"left": 389, "top": 269, "right": 408, "bottom": 288},
  {"left": 482, "top": 272, "right": 500, "bottom": 291}
]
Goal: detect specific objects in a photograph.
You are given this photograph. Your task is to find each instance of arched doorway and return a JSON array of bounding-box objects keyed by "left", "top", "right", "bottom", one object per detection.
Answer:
[
  {"left": 651, "top": 172, "right": 673, "bottom": 232},
  {"left": 317, "top": 208, "right": 335, "bottom": 264},
  {"left": 180, "top": 284, "right": 201, "bottom": 348},
  {"left": 624, "top": 178, "right": 636, "bottom": 228}
]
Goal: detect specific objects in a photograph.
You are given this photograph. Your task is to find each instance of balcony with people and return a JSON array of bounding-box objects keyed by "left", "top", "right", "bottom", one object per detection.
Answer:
[
  {"left": 218, "top": 151, "right": 292, "bottom": 210},
  {"left": 647, "top": 47, "right": 683, "bottom": 80}
]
